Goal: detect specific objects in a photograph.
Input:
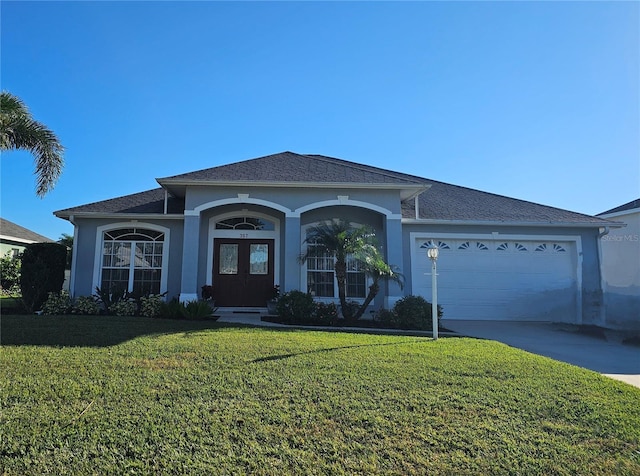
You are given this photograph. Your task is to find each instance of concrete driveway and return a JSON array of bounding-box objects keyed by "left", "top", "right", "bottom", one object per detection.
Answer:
[{"left": 442, "top": 320, "right": 640, "bottom": 389}]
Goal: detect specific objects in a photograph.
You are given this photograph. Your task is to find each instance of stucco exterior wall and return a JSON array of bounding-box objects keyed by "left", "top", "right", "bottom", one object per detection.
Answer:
[
  {"left": 184, "top": 186, "right": 403, "bottom": 216},
  {"left": 66, "top": 184, "right": 607, "bottom": 324},
  {"left": 189, "top": 201, "right": 391, "bottom": 308},
  {"left": 175, "top": 186, "right": 402, "bottom": 304},
  {"left": 600, "top": 210, "right": 640, "bottom": 329},
  {"left": 71, "top": 218, "right": 184, "bottom": 299}
]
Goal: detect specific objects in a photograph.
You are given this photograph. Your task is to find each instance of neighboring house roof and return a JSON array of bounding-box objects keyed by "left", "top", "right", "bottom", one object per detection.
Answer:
[
  {"left": 55, "top": 151, "right": 615, "bottom": 227},
  {"left": 0, "top": 218, "right": 54, "bottom": 244},
  {"left": 597, "top": 199, "right": 640, "bottom": 216}
]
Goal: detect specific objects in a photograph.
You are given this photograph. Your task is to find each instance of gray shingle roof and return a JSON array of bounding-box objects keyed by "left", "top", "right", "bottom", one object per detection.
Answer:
[
  {"left": 158, "top": 151, "right": 425, "bottom": 185},
  {"left": 0, "top": 218, "right": 54, "bottom": 243},
  {"left": 55, "top": 188, "right": 185, "bottom": 217},
  {"left": 597, "top": 199, "right": 640, "bottom": 216},
  {"left": 55, "top": 151, "right": 613, "bottom": 226},
  {"left": 403, "top": 180, "right": 611, "bottom": 224}
]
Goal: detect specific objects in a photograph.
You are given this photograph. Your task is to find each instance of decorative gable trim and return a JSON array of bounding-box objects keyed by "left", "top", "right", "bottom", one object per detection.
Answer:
[{"left": 191, "top": 197, "right": 292, "bottom": 216}]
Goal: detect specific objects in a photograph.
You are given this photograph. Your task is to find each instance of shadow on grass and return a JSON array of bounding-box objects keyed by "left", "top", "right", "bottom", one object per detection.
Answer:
[
  {"left": 0, "top": 314, "right": 252, "bottom": 348},
  {"left": 251, "top": 341, "right": 418, "bottom": 363}
]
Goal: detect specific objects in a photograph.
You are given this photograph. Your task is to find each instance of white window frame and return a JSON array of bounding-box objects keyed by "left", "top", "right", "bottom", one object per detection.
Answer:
[
  {"left": 301, "top": 222, "right": 371, "bottom": 303},
  {"left": 93, "top": 223, "right": 170, "bottom": 296}
]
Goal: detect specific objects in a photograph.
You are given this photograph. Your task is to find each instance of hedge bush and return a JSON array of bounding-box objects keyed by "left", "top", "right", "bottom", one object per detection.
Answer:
[
  {"left": 73, "top": 296, "right": 101, "bottom": 315},
  {"left": 140, "top": 294, "right": 164, "bottom": 318},
  {"left": 20, "top": 243, "right": 67, "bottom": 312},
  {"left": 276, "top": 291, "right": 315, "bottom": 324},
  {"left": 313, "top": 302, "right": 339, "bottom": 326},
  {"left": 110, "top": 300, "right": 138, "bottom": 317},
  {"left": 391, "top": 295, "right": 443, "bottom": 331},
  {"left": 41, "top": 291, "right": 72, "bottom": 315}
]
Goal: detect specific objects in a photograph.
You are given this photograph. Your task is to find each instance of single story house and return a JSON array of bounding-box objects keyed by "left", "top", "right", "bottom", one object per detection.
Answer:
[
  {"left": 55, "top": 151, "right": 618, "bottom": 323},
  {"left": 0, "top": 218, "right": 54, "bottom": 258},
  {"left": 597, "top": 199, "right": 640, "bottom": 329}
]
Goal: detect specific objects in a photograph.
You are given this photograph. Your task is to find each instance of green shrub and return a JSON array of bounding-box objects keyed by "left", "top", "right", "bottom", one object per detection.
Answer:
[
  {"left": 158, "top": 298, "right": 185, "bottom": 319},
  {"left": 94, "top": 286, "right": 129, "bottom": 314},
  {"left": 140, "top": 294, "right": 164, "bottom": 318},
  {"left": 339, "top": 300, "right": 360, "bottom": 321},
  {"left": 41, "top": 291, "right": 72, "bottom": 315},
  {"left": 73, "top": 296, "right": 100, "bottom": 315},
  {"left": 373, "top": 307, "right": 397, "bottom": 328},
  {"left": 181, "top": 300, "right": 215, "bottom": 319},
  {"left": 276, "top": 290, "right": 315, "bottom": 324},
  {"left": 20, "top": 243, "right": 67, "bottom": 312},
  {"left": 0, "top": 252, "right": 21, "bottom": 293},
  {"left": 314, "top": 302, "right": 339, "bottom": 326},
  {"left": 110, "top": 300, "right": 138, "bottom": 317},
  {"left": 392, "top": 295, "right": 443, "bottom": 330}
]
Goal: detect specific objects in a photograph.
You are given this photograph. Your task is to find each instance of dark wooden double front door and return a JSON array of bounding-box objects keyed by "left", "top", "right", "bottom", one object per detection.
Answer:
[{"left": 213, "top": 239, "right": 274, "bottom": 307}]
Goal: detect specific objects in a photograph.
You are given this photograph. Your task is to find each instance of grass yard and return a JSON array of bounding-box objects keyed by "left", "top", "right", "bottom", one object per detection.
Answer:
[
  {"left": 0, "top": 296, "right": 22, "bottom": 311},
  {"left": 1, "top": 315, "right": 639, "bottom": 475}
]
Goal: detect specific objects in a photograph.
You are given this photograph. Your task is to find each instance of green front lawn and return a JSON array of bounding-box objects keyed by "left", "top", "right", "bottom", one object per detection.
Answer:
[
  {"left": 1, "top": 315, "right": 639, "bottom": 475},
  {"left": 0, "top": 295, "right": 22, "bottom": 310}
]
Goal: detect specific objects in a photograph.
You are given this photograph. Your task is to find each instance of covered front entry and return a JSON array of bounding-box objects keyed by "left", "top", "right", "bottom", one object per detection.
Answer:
[{"left": 213, "top": 238, "right": 274, "bottom": 307}]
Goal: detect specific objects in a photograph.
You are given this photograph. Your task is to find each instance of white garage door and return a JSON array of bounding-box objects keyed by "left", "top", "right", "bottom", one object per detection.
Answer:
[{"left": 412, "top": 237, "right": 579, "bottom": 322}]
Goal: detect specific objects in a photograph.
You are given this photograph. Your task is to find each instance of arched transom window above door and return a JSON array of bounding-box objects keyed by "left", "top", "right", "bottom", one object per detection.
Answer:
[{"left": 215, "top": 216, "right": 275, "bottom": 231}]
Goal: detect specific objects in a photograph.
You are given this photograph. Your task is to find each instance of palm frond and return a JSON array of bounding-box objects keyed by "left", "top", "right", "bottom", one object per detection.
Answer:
[{"left": 0, "top": 91, "right": 64, "bottom": 197}]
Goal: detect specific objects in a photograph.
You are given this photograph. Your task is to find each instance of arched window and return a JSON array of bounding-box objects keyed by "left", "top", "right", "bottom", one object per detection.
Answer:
[
  {"left": 101, "top": 228, "right": 165, "bottom": 295},
  {"left": 215, "top": 216, "right": 275, "bottom": 231}
]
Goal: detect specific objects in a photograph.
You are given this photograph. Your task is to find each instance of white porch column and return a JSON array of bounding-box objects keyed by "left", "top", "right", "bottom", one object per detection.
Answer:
[
  {"left": 180, "top": 211, "right": 200, "bottom": 302},
  {"left": 284, "top": 213, "right": 301, "bottom": 292},
  {"left": 385, "top": 215, "right": 404, "bottom": 308}
]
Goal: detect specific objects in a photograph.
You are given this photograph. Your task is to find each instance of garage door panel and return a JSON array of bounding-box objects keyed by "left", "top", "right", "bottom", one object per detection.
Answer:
[
  {"left": 413, "top": 238, "right": 578, "bottom": 322},
  {"left": 432, "top": 286, "right": 576, "bottom": 320}
]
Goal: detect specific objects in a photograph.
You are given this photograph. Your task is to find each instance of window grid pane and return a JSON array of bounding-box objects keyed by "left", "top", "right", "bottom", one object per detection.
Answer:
[
  {"left": 307, "top": 244, "right": 335, "bottom": 297},
  {"left": 133, "top": 269, "right": 161, "bottom": 295},
  {"left": 347, "top": 271, "right": 366, "bottom": 298},
  {"left": 101, "top": 230, "right": 164, "bottom": 295},
  {"left": 101, "top": 268, "right": 130, "bottom": 294},
  {"left": 307, "top": 271, "right": 335, "bottom": 297}
]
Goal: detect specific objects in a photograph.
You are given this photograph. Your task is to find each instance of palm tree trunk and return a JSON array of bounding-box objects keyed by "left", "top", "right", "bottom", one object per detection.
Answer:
[
  {"left": 353, "top": 279, "right": 380, "bottom": 320},
  {"left": 334, "top": 260, "right": 351, "bottom": 320}
]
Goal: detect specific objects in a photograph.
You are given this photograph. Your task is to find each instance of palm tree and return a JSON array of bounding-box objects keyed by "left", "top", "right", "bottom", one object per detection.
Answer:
[
  {"left": 0, "top": 91, "right": 64, "bottom": 197},
  {"left": 58, "top": 233, "right": 73, "bottom": 270},
  {"left": 300, "top": 219, "right": 402, "bottom": 321},
  {"left": 351, "top": 245, "right": 404, "bottom": 320}
]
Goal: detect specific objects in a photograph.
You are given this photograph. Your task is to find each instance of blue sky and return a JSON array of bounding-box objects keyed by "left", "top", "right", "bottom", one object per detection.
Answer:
[{"left": 1, "top": 1, "right": 638, "bottom": 241}]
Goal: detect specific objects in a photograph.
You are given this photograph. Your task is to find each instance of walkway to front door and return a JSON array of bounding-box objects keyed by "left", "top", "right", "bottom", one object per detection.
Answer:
[{"left": 213, "top": 238, "right": 274, "bottom": 307}]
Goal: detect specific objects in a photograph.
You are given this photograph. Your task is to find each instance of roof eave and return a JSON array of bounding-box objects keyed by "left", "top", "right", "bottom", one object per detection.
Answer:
[
  {"left": 401, "top": 218, "right": 625, "bottom": 228},
  {"left": 0, "top": 234, "right": 51, "bottom": 244},
  {"left": 54, "top": 212, "right": 185, "bottom": 220},
  {"left": 157, "top": 179, "right": 429, "bottom": 201},
  {"left": 597, "top": 208, "right": 640, "bottom": 219}
]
